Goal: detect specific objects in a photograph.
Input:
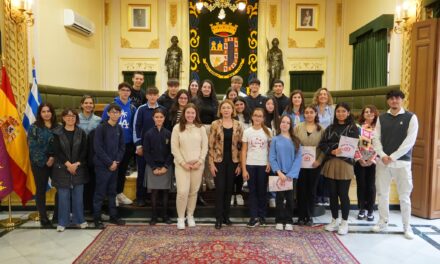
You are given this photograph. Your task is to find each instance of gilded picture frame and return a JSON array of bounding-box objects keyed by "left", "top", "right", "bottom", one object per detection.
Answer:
[
  {"left": 296, "top": 4, "right": 318, "bottom": 31},
  {"left": 128, "top": 4, "right": 151, "bottom": 32}
]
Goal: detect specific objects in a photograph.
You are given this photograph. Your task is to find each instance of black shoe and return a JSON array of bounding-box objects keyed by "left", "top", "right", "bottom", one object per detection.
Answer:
[
  {"left": 109, "top": 217, "right": 126, "bottom": 225},
  {"left": 40, "top": 218, "right": 53, "bottom": 228},
  {"left": 247, "top": 218, "right": 259, "bottom": 228},
  {"left": 197, "top": 196, "right": 208, "bottom": 206},
  {"left": 223, "top": 218, "right": 233, "bottom": 226},
  {"left": 150, "top": 217, "right": 157, "bottom": 226},
  {"left": 367, "top": 212, "right": 374, "bottom": 222},
  {"left": 297, "top": 218, "right": 306, "bottom": 226},
  {"left": 259, "top": 217, "right": 267, "bottom": 226},
  {"left": 215, "top": 219, "right": 222, "bottom": 229},
  {"left": 163, "top": 217, "right": 172, "bottom": 225},
  {"left": 357, "top": 210, "right": 366, "bottom": 220},
  {"left": 135, "top": 199, "right": 147, "bottom": 207},
  {"left": 306, "top": 218, "right": 314, "bottom": 226},
  {"left": 94, "top": 219, "right": 104, "bottom": 229}
]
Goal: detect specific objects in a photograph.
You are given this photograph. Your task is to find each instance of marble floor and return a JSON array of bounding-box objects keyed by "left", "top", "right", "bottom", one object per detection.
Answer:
[{"left": 0, "top": 210, "right": 439, "bottom": 264}]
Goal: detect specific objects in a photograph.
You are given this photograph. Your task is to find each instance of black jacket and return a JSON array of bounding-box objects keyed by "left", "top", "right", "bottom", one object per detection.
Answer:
[
  {"left": 52, "top": 126, "right": 88, "bottom": 188},
  {"left": 143, "top": 127, "right": 173, "bottom": 169}
]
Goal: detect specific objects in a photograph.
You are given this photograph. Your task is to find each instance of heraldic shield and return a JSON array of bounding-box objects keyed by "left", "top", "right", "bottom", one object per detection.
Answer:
[{"left": 208, "top": 22, "right": 239, "bottom": 73}]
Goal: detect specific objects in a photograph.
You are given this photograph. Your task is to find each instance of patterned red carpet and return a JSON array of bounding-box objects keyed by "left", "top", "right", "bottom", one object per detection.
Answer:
[{"left": 74, "top": 225, "right": 359, "bottom": 264}]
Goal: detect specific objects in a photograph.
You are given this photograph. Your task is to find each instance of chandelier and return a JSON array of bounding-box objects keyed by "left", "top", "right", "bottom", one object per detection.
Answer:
[{"left": 196, "top": 0, "right": 247, "bottom": 20}]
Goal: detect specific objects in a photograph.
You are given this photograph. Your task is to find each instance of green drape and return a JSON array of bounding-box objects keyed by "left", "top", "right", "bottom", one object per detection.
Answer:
[
  {"left": 352, "top": 29, "right": 388, "bottom": 90},
  {"left": 122, "top": 71, "right": 156, "bottom": 92},
  {"left": 289, "top": 71, "right": 323, "bottom": 92}
]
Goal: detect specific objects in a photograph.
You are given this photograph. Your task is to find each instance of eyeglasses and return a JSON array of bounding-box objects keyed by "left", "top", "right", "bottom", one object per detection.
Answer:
[{"left": 109, "top": 111, "right": 121, "bottom": 114}]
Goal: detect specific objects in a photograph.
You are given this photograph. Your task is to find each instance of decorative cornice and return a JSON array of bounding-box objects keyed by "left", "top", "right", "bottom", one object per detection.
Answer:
[
  {"left": 170, "top": 4, "right": 177, "bottom": 27},
  {"left": 148, "top": 39, "right": 159, "bottom": 49},
  {"left": 288, "top": 38, "right": 298, "bottom": 48},
  {"left": 121, "top": 37, "right": 131, "bottom": 48},
  {"left": 120, "top": 58, "right": 159, "bottom": 72},
  {"left": 288, "top": 58, "right": 325, "bottom": 71},
  {"left": 315, "top": 38, "right": 325, "bottom": 48}
]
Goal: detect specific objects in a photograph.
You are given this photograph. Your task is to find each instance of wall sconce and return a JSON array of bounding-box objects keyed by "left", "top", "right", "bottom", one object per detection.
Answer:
[
  {"left": 10, "top": 0, "right": 34, "bottom": 26},
  {"left": 196, "top": 0, "right": 247, "bottom": 20},
  {"left": 393, "top": 0, "right": 416, "bottom": 34}
]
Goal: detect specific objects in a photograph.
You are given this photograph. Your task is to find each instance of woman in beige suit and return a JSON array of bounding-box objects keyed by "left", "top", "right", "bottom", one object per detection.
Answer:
[{"left": 171, "top": 103, "right": 208, "bottom": 230}]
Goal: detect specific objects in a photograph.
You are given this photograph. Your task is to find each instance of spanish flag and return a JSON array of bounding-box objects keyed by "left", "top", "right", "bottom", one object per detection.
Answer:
[{"left": 0, "top": 66, "right": 36, "bottom": 205}]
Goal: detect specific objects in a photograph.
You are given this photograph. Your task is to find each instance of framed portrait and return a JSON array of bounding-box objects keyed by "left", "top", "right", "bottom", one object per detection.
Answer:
[
  {"left": 296, "top": 4, "right": 318, "bottom": 31},
  {"left": 128, "top": 4, "right": 151, "bottom": 32}
]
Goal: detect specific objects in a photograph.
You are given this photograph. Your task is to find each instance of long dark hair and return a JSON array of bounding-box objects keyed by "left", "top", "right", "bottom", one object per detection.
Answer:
[
  {"left": 225, "top": 87, "right": 238, "bottom": 100},
  {"left": 278, "top": 114, "right": 300, "bottom": 152},
  {"left": 234, "top": 96, "right": 251, "bottom": 124},
  {"left": 197, "top": 79, "right": 218, "bottom": 107},
  {"left": 187, "top": 79, "right": 199, "bottom": 99},
  {"left": 169, "top": 89, "right": 190, "bottom": 125},
  {"left": 333, "top": 102, "right": 355, "bottom": 126},
  {"left": 251, "top": 108, "right": 272, "bottom": 138},
  {"left": 304, "top": 105, "right": 321, "bottom": 131},
  {"left": 285, "top": 90, "right": 305, "bottom": 115},
  {"left": 358, "top": 105, "right": 379, "bottom": 126},
  {"left": 35, "top": 103, "right": 57, "bottom": 128},
  {"left": 264, "top": 96, "right": 280, "bottom": 133},
  {"left": 179, "top": 103, "right": 202, "bottom": 132}
]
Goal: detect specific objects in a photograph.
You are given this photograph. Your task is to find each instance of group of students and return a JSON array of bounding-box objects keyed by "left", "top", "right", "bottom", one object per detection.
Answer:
[{"left": 27, "top": 72, "right": 418, "bottom": 240}]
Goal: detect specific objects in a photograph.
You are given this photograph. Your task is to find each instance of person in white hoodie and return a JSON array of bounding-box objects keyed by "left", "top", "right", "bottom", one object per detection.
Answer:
[{"left": 171, "top": 103, "right": 208, "bottom": 230}]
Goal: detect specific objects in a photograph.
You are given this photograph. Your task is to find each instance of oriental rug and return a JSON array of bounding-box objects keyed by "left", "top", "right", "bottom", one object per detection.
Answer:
[{"left": 74, "top": 225, "right": 359, "bottom": 264}]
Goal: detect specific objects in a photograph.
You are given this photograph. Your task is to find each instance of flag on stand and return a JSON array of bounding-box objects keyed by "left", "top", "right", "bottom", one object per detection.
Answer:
[
  {"left": 23, "top": 68, "right": 42, "bottom": 133},
  {"left": 0, "top": 66, "right": 36, "bottom": 205},
  {"left": 0, "top": 129, "right": 13, "bottom": 200}
]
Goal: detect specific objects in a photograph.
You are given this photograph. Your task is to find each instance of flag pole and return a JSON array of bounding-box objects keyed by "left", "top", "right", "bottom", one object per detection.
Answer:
[
  {"left": 0, "top": 195, "right": 22, "bottom": 229},
  {"left": 27, "top": 57, "right": 40, "bottom": 222}
]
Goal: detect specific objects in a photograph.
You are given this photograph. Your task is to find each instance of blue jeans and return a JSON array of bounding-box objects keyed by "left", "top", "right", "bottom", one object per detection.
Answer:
[
  {"left": 247, "top": 165, "right": 268, "bottom": 218},
  {"left": 57, "top": 185, "right": 85, "bottom": 227}
]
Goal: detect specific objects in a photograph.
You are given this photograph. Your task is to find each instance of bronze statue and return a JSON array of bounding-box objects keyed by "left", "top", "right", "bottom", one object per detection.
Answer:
[
  {"left": 267, "top": 38, "right": 284, "bottom": 89},
  {"left": 165, "top": 36, "right": 183, "bottom": 79}
]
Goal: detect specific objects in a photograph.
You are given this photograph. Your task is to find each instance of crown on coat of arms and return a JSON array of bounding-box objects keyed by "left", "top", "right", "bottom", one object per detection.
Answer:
[{"left": 210, "top": 22, "right": 238, "bottom": 37}]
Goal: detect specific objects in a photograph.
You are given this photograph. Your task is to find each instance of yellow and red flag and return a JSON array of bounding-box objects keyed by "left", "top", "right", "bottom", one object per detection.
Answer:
[{"left": 0, "top": 66, "right": 36, "bottom": 205}]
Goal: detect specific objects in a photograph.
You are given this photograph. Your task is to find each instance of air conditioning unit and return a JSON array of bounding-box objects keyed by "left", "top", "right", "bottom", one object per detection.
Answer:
[{"left": 64, "top": 9, "right": 95, "bottom": 36}]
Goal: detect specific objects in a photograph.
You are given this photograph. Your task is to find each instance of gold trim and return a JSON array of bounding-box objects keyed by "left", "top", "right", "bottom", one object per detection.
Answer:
[
  {"left": 315, "top": 38, "right": 325, "bottom": 48},
  {"left": 288, "top": 38, "right": 298, "bottom": 48},
  {"left": 121, "top": 37, "right": 131, "bottom": 48},
  {"left": 170, "top": 4, "right": 177, "bottom": 27},
  {"left": 128, "top": 4, "right": 152, "bottom": 32},
  {"left": 336, "top": 3, "right": 342, "bottom": 27},
  {"left": 295, "top": 4, "right": 319, "bottom": 31},
  {"left": 270, "top": 5, "right": 277, "bottom": 27},
  {"left": 148, "top": 39, "right": 159, "bottom": 49}
]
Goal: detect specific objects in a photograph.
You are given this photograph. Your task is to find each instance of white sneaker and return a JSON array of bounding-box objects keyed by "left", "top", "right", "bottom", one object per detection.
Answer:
[
  {"left": 285, "top": 224, "right": 294, "bottom": 231},
  {"left": 269, "top": 198, "right": 276, "bottom": 208},
  {"left": 404, "top": 226, "right": 415, "bottom": 240},
  {"left": 236, "top": 194, "right": 244, "bottom": 206},
  {"left": 338, "top": 220, "right": 349, "bottom": 235},
  {"left": 275, "top": 223, "right": 284, "bottom": 231},
  {"left": 57, "top": 225, "right": 65, "bottom": 232},
  {"left": 371, "top": 220, "right": 388, "bottom": 232},
  {"left": 325, "top": 218, "right": 339, "bottom": 232},
  {"left": 230, "top": 195, "right": 235, "bottom": 206},
  {"left": 177, "top": 218, "right": 185, "bottom": 230},
  {"left": 101, "top": 213, "right": 110, "bottom": 221},
  {"left": 187, "top": 216, "right": 196, "bottom": 227},
  {"left": 116, "top": 193, "right": 133, "bottom": 205},
  {"left": 79, "top": 222, "right": 88, "bottom": 229}
]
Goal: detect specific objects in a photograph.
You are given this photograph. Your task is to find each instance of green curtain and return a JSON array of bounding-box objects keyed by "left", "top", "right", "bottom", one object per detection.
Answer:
[
  {"left": 289, "top": 71, "right": 323, "bottom": 92},
  {"left": 122, "top": 71, "right": 156, "bottom": 92},
  {"left": 352, "top": 29, "right": 388, "bottom": 89}
]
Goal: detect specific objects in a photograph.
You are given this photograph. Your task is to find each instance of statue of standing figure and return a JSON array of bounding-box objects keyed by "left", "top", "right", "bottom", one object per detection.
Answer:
[
  {"left": 165, "top": 36, "right": 183, "bottom": 79},
  {"left": 267, "top": 38, "right": 284, "bottom": 89}
]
